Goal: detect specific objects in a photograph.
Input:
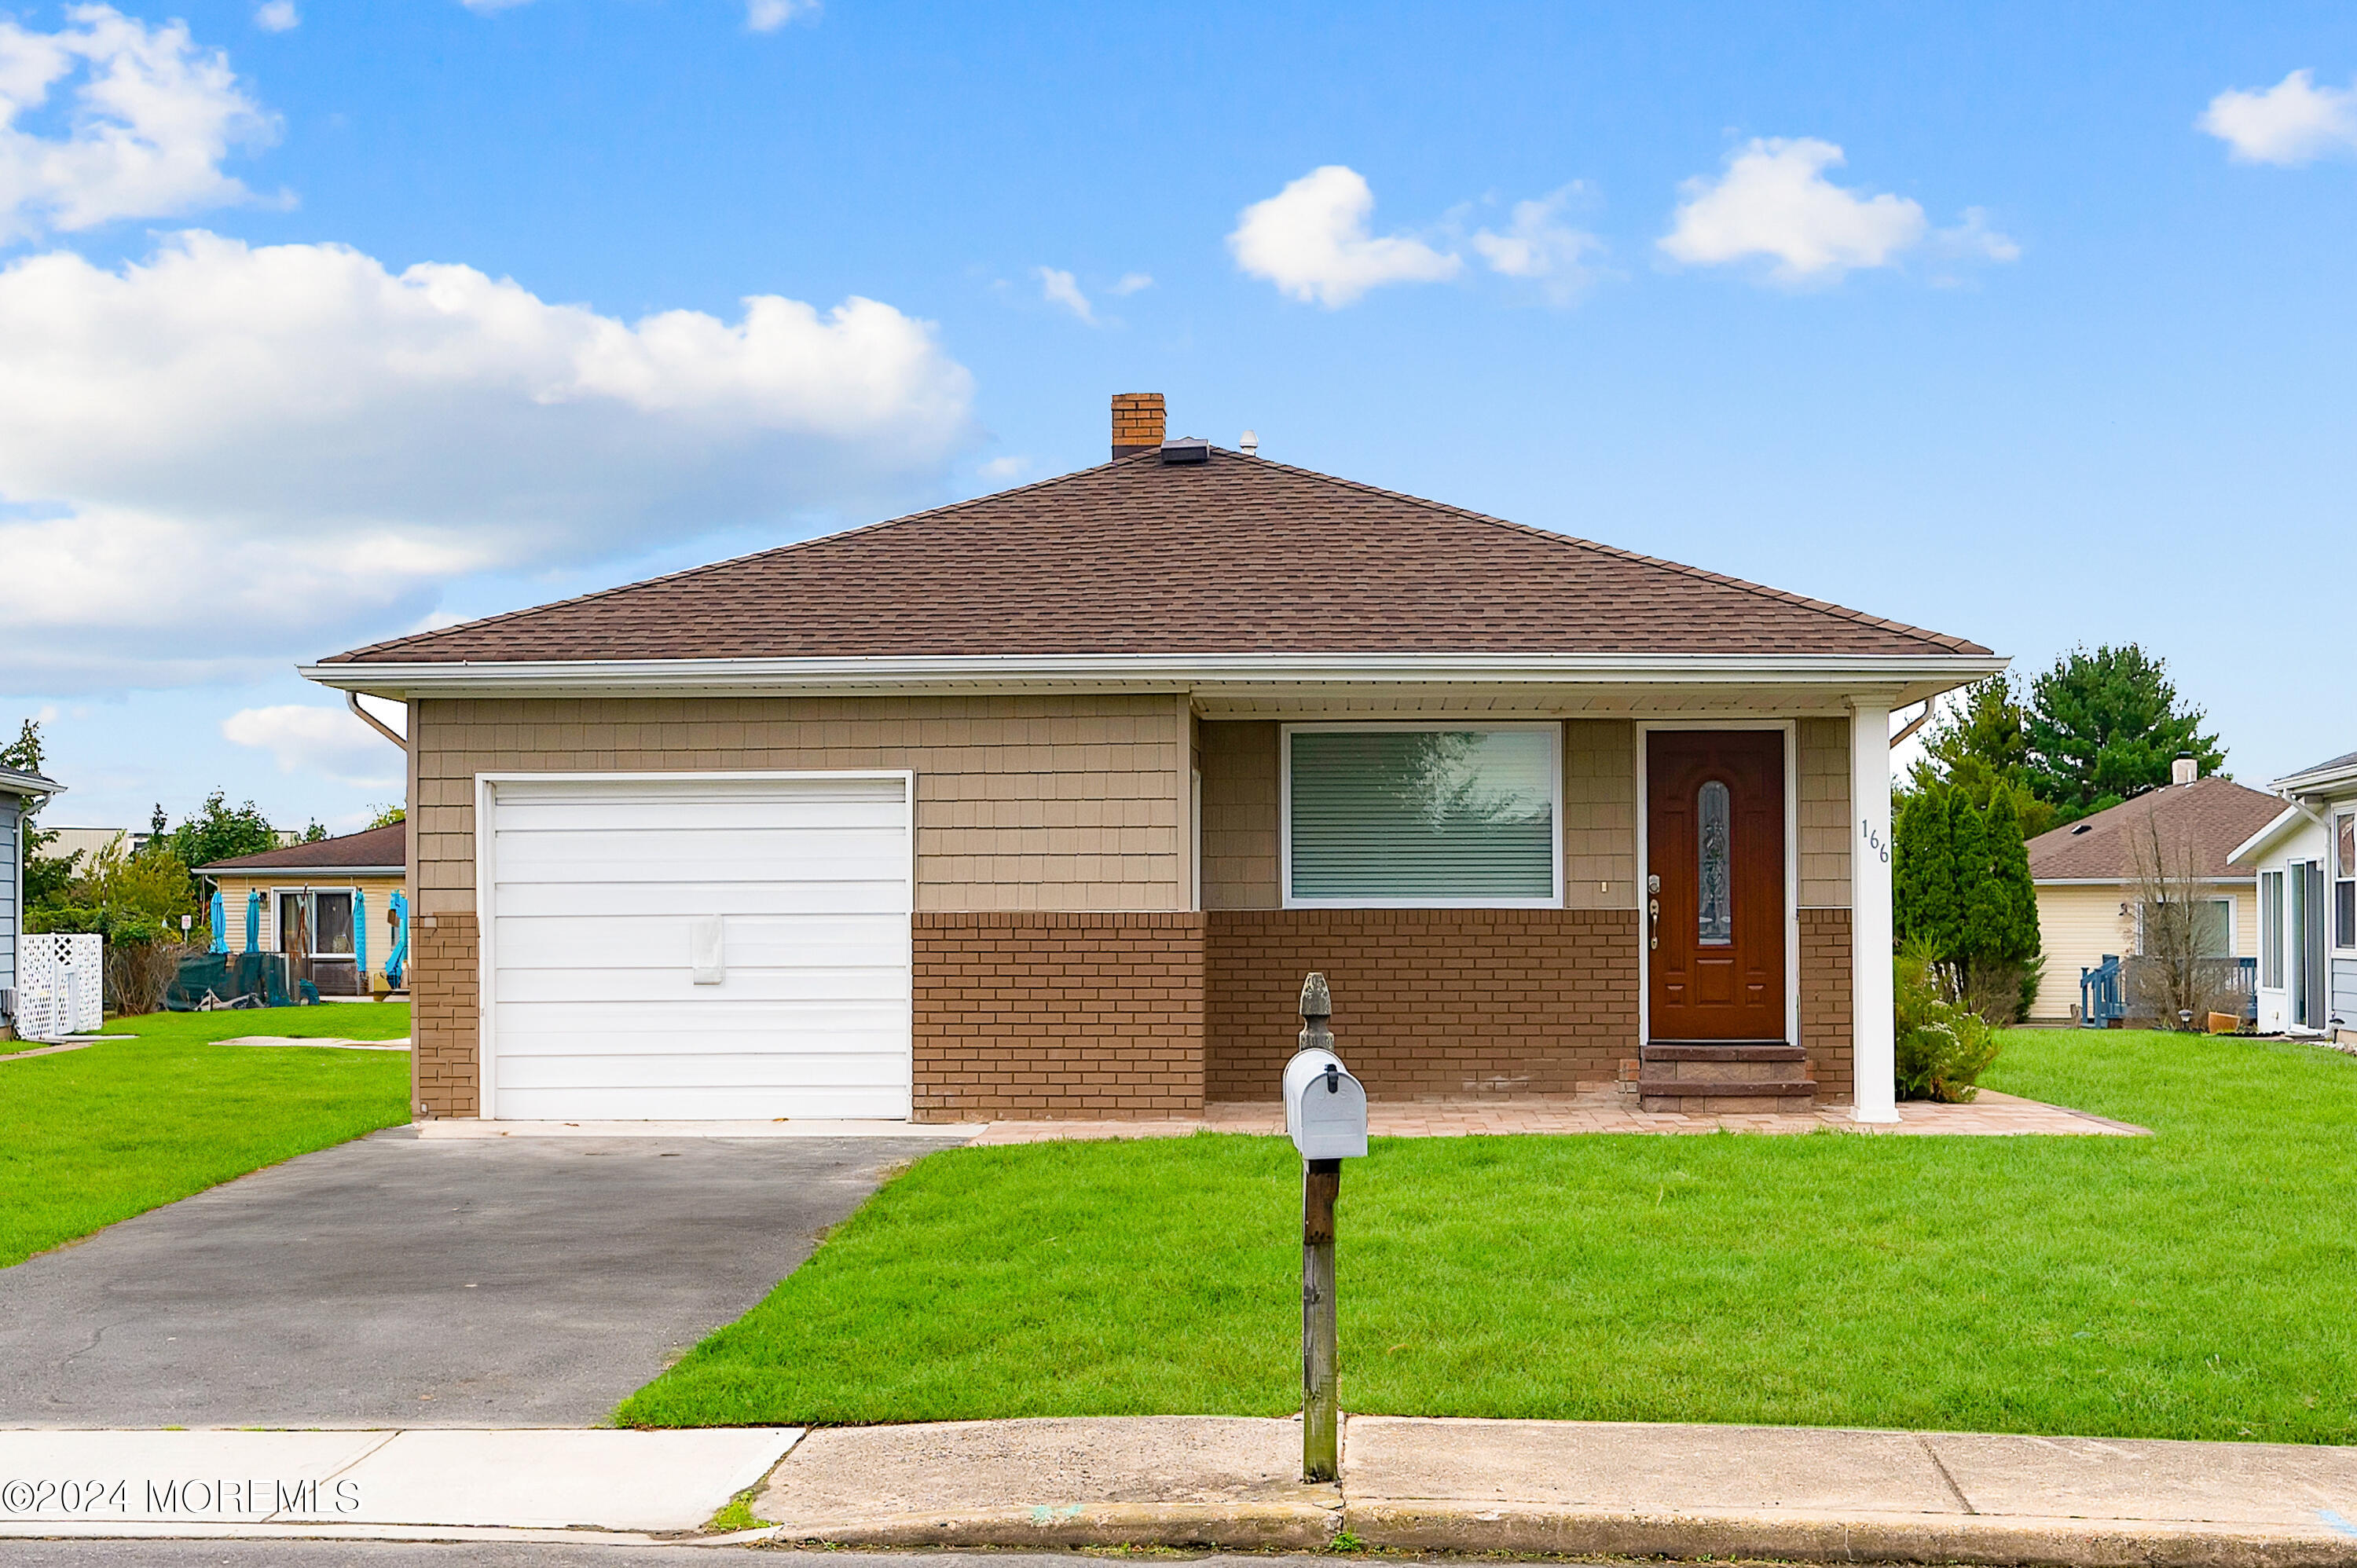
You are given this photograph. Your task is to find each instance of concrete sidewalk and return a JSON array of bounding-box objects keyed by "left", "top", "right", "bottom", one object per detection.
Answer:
[{"left": 757, "top": 1414, "right": 2357, "bottom": 1566}]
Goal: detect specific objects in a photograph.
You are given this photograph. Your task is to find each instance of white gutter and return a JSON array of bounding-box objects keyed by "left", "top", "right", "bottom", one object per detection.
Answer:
[
  {"left": 2271, "top": 760, "right": 2357, "bottom": 796},
  {"left": 346, "top": 691, "right": 408, "bottom": 753},
  {"left": 302, "top": 650, "right": 2005, "bottom": 702}
]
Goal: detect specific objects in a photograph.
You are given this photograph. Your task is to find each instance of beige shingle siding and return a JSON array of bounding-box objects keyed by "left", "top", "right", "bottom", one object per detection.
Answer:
[
  {"left": 1200, "top": 720, "right": 1280, "bottom": 909},
  {"left": 412, "top": 694, "right": 1189, "bottom": 914},
  {"left": 1564, "top": 720, "right": 1636, "bottom": 909},
  {"left": 1797, "top": 718, "right": 1853, "bottom": 909}
]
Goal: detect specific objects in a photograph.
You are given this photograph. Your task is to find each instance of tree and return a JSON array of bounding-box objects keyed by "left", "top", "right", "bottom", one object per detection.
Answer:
[
  {"left": 365, "top": 804, "right": 406, "bottom": 829},
  {"left": 166, "top": 789, "right": 279, "bottom": 872},
  {"left": 302, "top": 819, "right": 329, "bottom": 843},
  {"left": 1892, "top": 784, "right": 2042, "bottom": 1022},
  {"left": 2124, "top": 806, "right": 2242, "bottom": 1028},
  {"left": 3, "top": 718, "right": 75, "bottom": 905},
  {"left": 1901, "top": 674, "right": 2058, "bottom": 840},
  {"left": 2025, "top": 645, "right": 2225, "bottom": 823}
]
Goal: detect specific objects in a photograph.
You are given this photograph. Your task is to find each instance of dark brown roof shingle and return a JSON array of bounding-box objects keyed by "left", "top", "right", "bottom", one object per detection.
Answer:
[
  {"left": 2025, "top": 779, "right": 2284, "bottom": 883},
  {"left": 199, "top": 822, "right": 406, "bottom": 874},
  {"left": 324, "top": 449, "right": 1990, "bottom": 665}
]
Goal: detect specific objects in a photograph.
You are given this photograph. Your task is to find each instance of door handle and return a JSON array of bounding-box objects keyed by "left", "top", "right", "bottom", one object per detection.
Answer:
[{"left": 1648, "top": 897, "right": 1659, "bottom": 950}]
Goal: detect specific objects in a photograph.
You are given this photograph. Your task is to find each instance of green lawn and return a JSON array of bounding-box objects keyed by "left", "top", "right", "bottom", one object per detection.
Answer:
[
  {"left": 1, "top": 1003, "right": 412, "bottom": 1267},
  {"left": 618, "top": 1028, "right": 2357, "bottom": 1444}
]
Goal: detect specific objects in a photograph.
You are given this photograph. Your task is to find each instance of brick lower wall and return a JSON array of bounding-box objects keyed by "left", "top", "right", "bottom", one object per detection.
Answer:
[
  {"left": 1204, "top": 910, "right": 1641, "bottom": 1101},
  {"left": 411, "top": 910, "right": 479, "bottom": 1118},
  {"left": 1798, "top": 908, "right": 1854, "bottom": 1103},
  {"left": 912, "top": 912, "right": 1206, "bottom": 1122}
]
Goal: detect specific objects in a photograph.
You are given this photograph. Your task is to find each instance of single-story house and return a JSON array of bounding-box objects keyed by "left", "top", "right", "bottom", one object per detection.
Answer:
[
  {"left": 199, "top": 822, "right": 410, "bottom": 998},
  {"left": 2022, "top": 762, "right": 2282, "bottom": 1024},
  {"left": 2231, "top": 747, "right": 2357, "bottom": 1042},
  {"left": 302, "top": 394, "right": 2002, "bottom": 1125},
  {"left": 1, "top": 761, "right": 66, "bottom": 1032}
]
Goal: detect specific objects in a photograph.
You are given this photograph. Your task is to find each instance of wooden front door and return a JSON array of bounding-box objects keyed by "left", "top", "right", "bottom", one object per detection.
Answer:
[{"left": 1647, "top": 730, "right": 1786, "bottom": 1042}]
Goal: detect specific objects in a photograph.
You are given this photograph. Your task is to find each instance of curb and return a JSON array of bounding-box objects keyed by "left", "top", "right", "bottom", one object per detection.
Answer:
[
  {"left": 1351, "top": 1500, "right": 2357, "bottom": 1568},
  {"left": 765, "top": 1499, "right": 1340, "bottom": 1551}
]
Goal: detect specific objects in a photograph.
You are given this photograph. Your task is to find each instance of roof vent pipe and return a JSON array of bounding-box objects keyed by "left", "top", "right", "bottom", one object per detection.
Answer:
[
  {"left": 1159, "top": 436, "right": 1210, "bottom": 464},
  {"left": 2172, "top": 752, "right": 2197, "bottom": 786},
  {"left": 1240, "top": 429, "right": 1259, "bottom": 457}
]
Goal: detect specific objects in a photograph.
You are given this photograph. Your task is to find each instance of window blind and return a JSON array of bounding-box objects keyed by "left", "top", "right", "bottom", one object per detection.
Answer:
[{"left": 1288, "top": 729, "right": 1555, "bottom": 901}]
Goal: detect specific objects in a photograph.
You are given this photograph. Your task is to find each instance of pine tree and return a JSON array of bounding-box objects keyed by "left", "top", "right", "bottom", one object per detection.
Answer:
[
  {"left": 2025, "top": 644, "right": 2226, "bottom": 822},
  {"left": 1908, "top": 788, "right": 1960, "bottom": 955},
  {"left": 1953, "top": 794, "right": 2010, "bottom": 966},
  {"left": 1983, "top": 788, "right": 2040, "bottom": 965}
]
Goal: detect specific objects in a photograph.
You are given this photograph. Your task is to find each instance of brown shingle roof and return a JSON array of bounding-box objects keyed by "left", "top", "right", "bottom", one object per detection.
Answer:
[
  {"left": 2025, "top": 779, "right": 2283, "bottom": 882},
  {"left": 199, "top": 822, "right": 406, "bottom": 874},
  {"left": 322, "top": 449, "right": 1990, "bottom": 665}
]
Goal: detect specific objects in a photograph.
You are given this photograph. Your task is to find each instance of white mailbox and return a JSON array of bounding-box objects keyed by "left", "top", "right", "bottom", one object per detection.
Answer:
[{"left": 1284, "top": 1046, "right": 1368, "bottom": 1160}]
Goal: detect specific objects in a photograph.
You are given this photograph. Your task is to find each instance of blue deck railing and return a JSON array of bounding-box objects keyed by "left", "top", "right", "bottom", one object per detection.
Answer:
[{"left": 2080, "top": 954, "right": 2257, "bottom": 1028}]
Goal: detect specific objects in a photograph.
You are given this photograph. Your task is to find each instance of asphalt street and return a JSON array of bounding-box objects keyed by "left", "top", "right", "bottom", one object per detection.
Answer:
[{"left": 0, "top": 1130, "right": 959, "bottom": 1427}]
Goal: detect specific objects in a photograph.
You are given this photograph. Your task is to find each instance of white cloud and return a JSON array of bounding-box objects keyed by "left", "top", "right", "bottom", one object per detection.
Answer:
[
  {"left": 223, "top": 704, "right": 403, "bottom": 789},
  {"left": 1471, "top": 186, "right": 1604, "bottom": 304},
  {"left": 1108, "top": 272, "right": 1153, "bottom": 295},
  {"left": 1034, "top": 265, "right": 1096, "bottom": 324},
  {"left": 2199, "top": 70, "right": 2357, "bottom": 165},
  {"left": 977, "top": 455, "right": 1028, "bottom": 481},
  {"left": 253, "top": 2, "right": 299, "bottom": 31},
  {"left": 0, "top": 231, "right": 976, "bottom": 692},
  {"left": 1660, "top": 137, "right": 1928, "bottom": 284},
  {"left": 747, "top": 0, "right": 819, "bottom": 31},
  {"left": 1228, "top": 165, "right": 1461, "bottom": 308},
  {"left": 0, "top": 5, "right": 275, "bottom": 244},
  {"left": 456, "top": 0, "right": 533, "bottom": 13},
  {"left": 1931, "top": 207, "right": 2020, "bottom": 264}
]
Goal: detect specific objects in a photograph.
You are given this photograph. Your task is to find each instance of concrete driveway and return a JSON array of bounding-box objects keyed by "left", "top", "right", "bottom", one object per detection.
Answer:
[{"left": 0, "top": 1130, "right": 961, "bottom": 1428}]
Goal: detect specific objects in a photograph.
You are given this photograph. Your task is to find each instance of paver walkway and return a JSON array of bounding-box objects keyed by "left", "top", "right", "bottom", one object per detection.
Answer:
[{"left": 971, "top": 1086, "right": 2144, "bottom": 1145}]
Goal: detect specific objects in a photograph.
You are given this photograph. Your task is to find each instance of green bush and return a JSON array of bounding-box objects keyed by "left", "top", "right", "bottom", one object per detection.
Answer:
[{"left": 1894, "top": 943, "right": 2002, "bottom": 1102}]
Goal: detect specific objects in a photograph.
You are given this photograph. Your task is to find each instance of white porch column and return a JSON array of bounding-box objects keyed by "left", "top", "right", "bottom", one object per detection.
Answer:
[{"left": 1849, "top": 698, "right": 1898, "bottom": 1123}]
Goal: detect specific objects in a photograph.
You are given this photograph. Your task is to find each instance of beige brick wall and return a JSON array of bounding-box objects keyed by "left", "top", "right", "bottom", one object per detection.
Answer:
[
  {"left": 410, "top": 910, "right": 478, "bottom": 1117},
  {"left": 411, "top": 694, "right": 1189, "bottom": 915},
  {"left": 1798, "top": 908, "right": 1855, "bottom": 1102},
  {"left": 913, "top": 912, "right": 1204, "bottom": 1120},
  {"left": 1798, "top": 717, "right": 1853, "bottom": 909},
  {"left": 1205, "top": 909, "right": 1641, "bottom": 1099}
]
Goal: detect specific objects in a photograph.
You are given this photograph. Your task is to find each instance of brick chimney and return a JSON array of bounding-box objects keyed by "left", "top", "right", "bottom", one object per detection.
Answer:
[{"left": 1111, "top": 393, "right": 1165, "bottom": 458}]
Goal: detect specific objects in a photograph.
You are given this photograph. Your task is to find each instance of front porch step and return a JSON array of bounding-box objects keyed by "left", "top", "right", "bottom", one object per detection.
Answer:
[{"left": 1638, "top": 1039, "right": 1813, "bottom": 1113}]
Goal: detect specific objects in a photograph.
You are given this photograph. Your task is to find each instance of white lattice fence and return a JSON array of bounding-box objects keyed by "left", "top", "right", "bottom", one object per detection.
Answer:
[{"left": 16, "top": 933, "right": 103, "bottom": 1041}]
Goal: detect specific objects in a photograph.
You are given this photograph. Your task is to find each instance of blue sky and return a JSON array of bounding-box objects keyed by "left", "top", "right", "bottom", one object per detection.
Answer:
[{"left": 5, "top": 1, "right": 2354, "bottom": 834}]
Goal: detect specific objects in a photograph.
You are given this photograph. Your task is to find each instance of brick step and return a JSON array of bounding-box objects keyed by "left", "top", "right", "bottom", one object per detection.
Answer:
[
  {"left": 1635, "top": 1077, "right": 1813, "bottom": 1099},
  {"left": 1642, "top": 1041, "right": 1805, "bottom": 1063}
]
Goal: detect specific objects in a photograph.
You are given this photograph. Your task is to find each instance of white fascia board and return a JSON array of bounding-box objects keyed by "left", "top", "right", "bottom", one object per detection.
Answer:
[
  {"left": 2228, "top": 804, "right": 2311, "bottom": 866},
  {"left": 2033, "top": 875, "right": 2250, "bottom": 887},
  {"left": 203, "top": 866, "right": 405, "bottom": 877},
  {"left": 2271, "top": 761, "right": 2357, "bottom": 796},
  {"left": 301, "top": 650, "right": 2007, "bottom": 702}
]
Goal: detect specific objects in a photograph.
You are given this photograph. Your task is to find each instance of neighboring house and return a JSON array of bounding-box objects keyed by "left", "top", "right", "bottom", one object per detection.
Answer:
[
  {"left": 198, "top": 822, "right": 409, "bottom": 998},
  {"left": 2022, "top": 762, "right": 2282, "bottom": 1024},
  {"left": 1, "top": 762, "right": 66, "bottom": 1031},
  {"left": 2231, "top": 749, "right": 2357, "bottom": 1042},
  {"left": 41, "top": 826, "right": 148, "bottom": 870},
  {"left": 301, "top": 394, "right": 2002, "bottom": 1125}
]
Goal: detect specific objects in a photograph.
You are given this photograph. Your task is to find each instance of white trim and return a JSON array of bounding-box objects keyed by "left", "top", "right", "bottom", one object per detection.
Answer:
[
  {"left": 1278, "top": 721, "right": 1564, "bottom": 909},
  {"left": 472, "top": 769, "right": 918, "bottom": 1124},
  {"left": 304, "top": 650, "right": 2001, "bottom": 703},
  {"left": 2229, "top": 804, "right": 2308, "bottom": 867},
  {"left": 2034, "top": 875, "right": 2251, "bottom": 888},
  {"left": 1848, "top": 699, "right": 1897, "bottom": 1124},
  {"left": 1632, "top": 720, "right": 1802, "bottom": 1055}
]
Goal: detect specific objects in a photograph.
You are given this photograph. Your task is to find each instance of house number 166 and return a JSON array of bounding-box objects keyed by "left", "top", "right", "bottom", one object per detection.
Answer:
[{"left": 1860, "top": 818, "right": 1890, "bottom": 864}]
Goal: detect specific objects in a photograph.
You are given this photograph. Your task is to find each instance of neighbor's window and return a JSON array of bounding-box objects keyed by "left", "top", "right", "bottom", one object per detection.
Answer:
[
  {"left": 312, "top": 892, "right": 356, "bottom": 958},
  {"left": 1285, "top": 726, "right": 1559, "bottom": 904},
  {"left": 2337, "top": 813, "right": 2355, "bottom": 950},
  {"left": 2136, "top": 897, "right": 2233, "bottom": 959},
  {"left": 2260, "top": 870, "right": 2284, "bottom": 988},
  {"left": 2194, "top": 896, "right": 2233, "bottom": 958}
]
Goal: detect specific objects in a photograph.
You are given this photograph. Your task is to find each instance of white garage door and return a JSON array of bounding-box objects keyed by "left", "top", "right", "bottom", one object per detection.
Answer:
[{"left": 480, "top": 773, "right": 912, "bottom": 1121}]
